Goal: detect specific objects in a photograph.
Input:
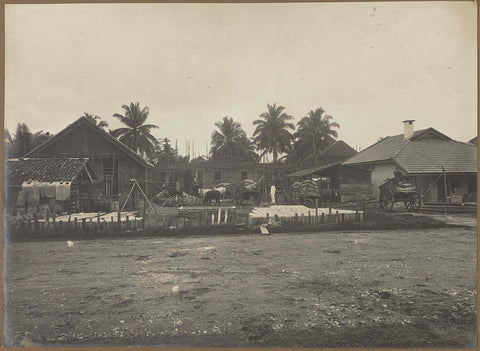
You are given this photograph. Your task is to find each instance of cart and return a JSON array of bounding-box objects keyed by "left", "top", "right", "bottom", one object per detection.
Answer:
[
  {"left": 379, "top": 172, "right": 421, "bottom": 212},
  {"left": 234, "top": 179, "right": 261, "bottom": 206}
]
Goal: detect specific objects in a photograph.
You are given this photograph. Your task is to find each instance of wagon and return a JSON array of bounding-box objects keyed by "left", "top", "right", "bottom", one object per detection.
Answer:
[
  {"left": 379, "top": 171, "right": 421, "bottom": 212},
  {"left": 234, "top": 179, "right": 261, "bottom": 206}
]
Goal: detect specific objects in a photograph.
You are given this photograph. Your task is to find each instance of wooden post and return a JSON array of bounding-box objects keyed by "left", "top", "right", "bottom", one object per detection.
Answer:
[
  {"left": 308, "top": 211, "right": 311, "bottom": 225},
  {"left": 329, "top": 206, "right": 332, "bottom": 215},
  {"left": 211, "top": 210, "right": 215, "bottom": 226},
  {"left": 126, "top": 215, "right": 130, "bottom": 230},
  {"left": 33, "top": 212, "right": 39, "bottom": 232},
  {"left": 321, "top": 212, "right": 325, "bottom": 224},
  {"left": 117, "top": 211, "right": 121, "bottom": 232},
  {"left": 442, "top": 166, "right": 448, "bottom": 202},
  {"left": 217, "top": 208, "right": 221, "bottom": 225},
  {"left": 295, "top": 213, "right": 298, "bottom": 224},
  {"left": 97, "top": 213, "right": 101, "bottom": 231},
  {"left": 225, "top": 208, "right": 228, "bottom": 225},
  {"left": 90, "top": 218, "right": 93, "bottom": 232},
  {"left": 52, "top": 214, "right": 56, "bottom": 233},
  {"left": 232, "top": 208, "right": 237, "bottom": 225},
  {"left": 335, "top": 210, "right": 339, "bottom": 224},
  {"left": 46, "top": 208, "right": 50, "bottom": 223},
  {"left": 341, "top": 213, "right": 345, "bottom": 224},
  {"left": 74, "top": 218, "right": 78, "bottom": 233},
  {"left": 355, "top": 209, "right": 359, "bottom": 221},
  {"left": 363, "top": 200, "right": 367, "bottom": 221}
]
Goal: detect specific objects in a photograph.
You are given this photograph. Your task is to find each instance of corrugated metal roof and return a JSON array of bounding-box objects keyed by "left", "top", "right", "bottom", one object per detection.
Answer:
[
  {"left": 342, "top": 127, "right": 476, "bottom": 174},
  {"left": 6, "top": 158, "right": 89, "bottom": 186}
]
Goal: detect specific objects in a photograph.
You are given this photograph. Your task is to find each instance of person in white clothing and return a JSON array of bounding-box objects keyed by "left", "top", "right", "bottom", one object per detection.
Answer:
[{"left": 270, "top": 184, "right": 276, "bottom": 204}]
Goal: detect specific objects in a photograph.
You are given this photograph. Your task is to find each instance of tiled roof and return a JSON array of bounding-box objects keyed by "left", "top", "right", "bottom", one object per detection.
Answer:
[
  {"left": 393, "top": 139, "right": 477, "bottom": 174},
  {"left": 342, "top": 128, "right": 477, "bottom": 174},
  {"left": 6, "top": 158, "right": 89, "bottom": 186},
  {"left": 24, "top": 117, "right": 153, "bottom": 167}
]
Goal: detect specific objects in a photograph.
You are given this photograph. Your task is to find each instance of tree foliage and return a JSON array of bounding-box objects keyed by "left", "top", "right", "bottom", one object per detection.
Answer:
[
  {"left": 253, "top": 103, "right": 294, "bottom": 163},
  {"left": 290, "top": 107, "right": 340, "bottom": 165},
  {"left": 81, "top": 113, "right": 109, "bottom": 129},
  {"left": 111, "top": 102, "right": 159, "bottom": 158},
  {"left": 210, "top": 116, "right": 259, "bottom": 162}
]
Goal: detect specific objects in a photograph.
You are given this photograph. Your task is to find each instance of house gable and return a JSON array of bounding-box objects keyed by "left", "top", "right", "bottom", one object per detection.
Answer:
[{"left": 25, "top": 117, "right": 152, "bottom": 167}]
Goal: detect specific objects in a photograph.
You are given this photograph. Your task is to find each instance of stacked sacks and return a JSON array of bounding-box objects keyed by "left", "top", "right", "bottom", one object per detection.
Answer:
[
  {"left": 240, "top": 179, "right": 258, "bottom": 192},
  {"left": 291, "top": 180, "right": 321, "bottom": 199}
]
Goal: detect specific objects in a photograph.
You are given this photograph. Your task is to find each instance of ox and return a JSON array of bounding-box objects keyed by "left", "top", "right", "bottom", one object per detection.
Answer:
[{"left": 203, "top": 189, "right": 221, "bottom": 206}]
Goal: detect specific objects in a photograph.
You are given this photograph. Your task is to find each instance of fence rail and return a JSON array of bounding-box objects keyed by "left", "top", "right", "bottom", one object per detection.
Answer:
[
  {"left": 247, "top": 209, "right": 366, "bottom": 227},
  {"left": 6, "top": 212, "right": 144, "bottom": 236}
]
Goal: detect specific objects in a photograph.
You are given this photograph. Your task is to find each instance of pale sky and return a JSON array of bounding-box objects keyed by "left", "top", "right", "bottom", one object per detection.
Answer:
[{"left": 5, "top": 2, "right": 477, "bottom": 159}]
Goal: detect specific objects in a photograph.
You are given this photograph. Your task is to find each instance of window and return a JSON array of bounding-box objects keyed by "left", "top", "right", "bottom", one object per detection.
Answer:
[
  {"left": 103, "top": 157, "right": 118, "bottom": 195},
  {"left": 241, "top": 171, "right": 248, "bottom": 180},
  {"left": 214, "top": 170, "right": 221, "bottom": 183}
]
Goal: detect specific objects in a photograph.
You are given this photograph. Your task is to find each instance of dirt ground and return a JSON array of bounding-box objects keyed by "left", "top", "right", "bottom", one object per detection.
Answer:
[{"left": 4, "top": 226, "right": 477, "bottom": 347}]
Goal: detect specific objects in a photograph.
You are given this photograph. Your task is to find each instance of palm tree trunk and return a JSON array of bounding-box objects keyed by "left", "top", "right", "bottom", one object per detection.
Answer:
[
  {"left": 313, "top": 134, "right": 316, "bottom": 167},
  {"left": 134, "top": 130, "right": 138, "bottom": 153}
]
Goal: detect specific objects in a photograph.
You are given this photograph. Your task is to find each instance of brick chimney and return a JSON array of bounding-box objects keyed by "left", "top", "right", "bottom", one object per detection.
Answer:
[{"left": 403, "top": 120, "right": 415, "bottom": 139}]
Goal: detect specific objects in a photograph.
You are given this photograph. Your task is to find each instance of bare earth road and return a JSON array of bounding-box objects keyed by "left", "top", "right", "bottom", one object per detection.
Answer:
[{"left": 4, "top": 227, "right": 476, "bottom": 347}]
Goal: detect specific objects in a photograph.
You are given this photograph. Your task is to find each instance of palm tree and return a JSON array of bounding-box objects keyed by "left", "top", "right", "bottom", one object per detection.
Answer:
[
  {"left": 111, "top": 102, "right": 159, "bottom": 158},
  {"left": 81, "top": 113, "right": 109, "bottom": 129},
  {"left": 252, "top": 103, "right": 295, "bottom": 163},
  {"left": 4, "top": 129, "right": 15, "bottom": 158},
  {"left": 13, "top": 123, "right": 33, "bottom": 157},
  {"left": 31, "top": 131, "right": 51, "bottom": 148},
  {"left": 293, "top": 107, "right": 340, "bottom": 167},
  {"left": 210, "top": 116, "right": 257, "bottom": 162},
  {"left": 239, "top": 134, "right": 261, "bottom": 163}
]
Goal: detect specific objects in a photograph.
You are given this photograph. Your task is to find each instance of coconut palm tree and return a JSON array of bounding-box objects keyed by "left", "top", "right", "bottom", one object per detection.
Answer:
[
  {"left": 210, "top": 116, "right": 258, "bottom": 162},
  {"left": 13, "top": 123, "right": 33, "bottom": 157},
  {"left": 252, "top": 103, "right": 295, "bottom": 163},
  {"left": 293, "top": 107, "right": 340, "bottom": 166},
  {"left": 111, "top": 102, "right": 159, "bottom": 158},
  {"left": 81, "top": 112, "right": 109, "bottom": 129}
]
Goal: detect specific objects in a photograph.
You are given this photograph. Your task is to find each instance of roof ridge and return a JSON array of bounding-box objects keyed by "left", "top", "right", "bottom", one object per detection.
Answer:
[
  {"left": 24, "top": 117, "right": 152, "bottom": 167},
  {"left": 391, "top": 138, "right": 411, "bottom": 159}
]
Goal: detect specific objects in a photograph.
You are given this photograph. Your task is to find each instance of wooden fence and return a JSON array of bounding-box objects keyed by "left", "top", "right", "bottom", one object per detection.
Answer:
[
  {"left": 247, "top": 209, "right": 366, "bottom": 227},
  {"left": 6, "top": 211, "right": 144, "bottom": 236}
]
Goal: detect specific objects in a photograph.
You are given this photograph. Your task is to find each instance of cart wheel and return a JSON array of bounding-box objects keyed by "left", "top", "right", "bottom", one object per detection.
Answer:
[
  {"left": 380, "top": 189, "right": 394, "bottom": 211},
  {"left": 234, "top": 189, "right": 243, "bottom": 205},
  {"left": 304, "top": 197, "right": 315, "bottom": 208},
  {"left": 405, "top": 193, "right": 421, "bottom": 212}
]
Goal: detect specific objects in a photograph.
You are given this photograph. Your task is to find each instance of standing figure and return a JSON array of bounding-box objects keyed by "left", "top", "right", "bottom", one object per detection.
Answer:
[{"left": 270, "top": 184, "right": 276, "bottom": 204}]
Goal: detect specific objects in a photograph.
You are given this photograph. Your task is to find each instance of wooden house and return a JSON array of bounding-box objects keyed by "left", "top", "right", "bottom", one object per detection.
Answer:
[{"left": 21, "top": 117, "right": 154, "bottom": 212}]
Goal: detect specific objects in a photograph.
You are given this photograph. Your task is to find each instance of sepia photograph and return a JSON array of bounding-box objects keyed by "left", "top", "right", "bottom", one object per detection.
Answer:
[{"left": 3, "top": 2, "right": 477, "bottom": 348}]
